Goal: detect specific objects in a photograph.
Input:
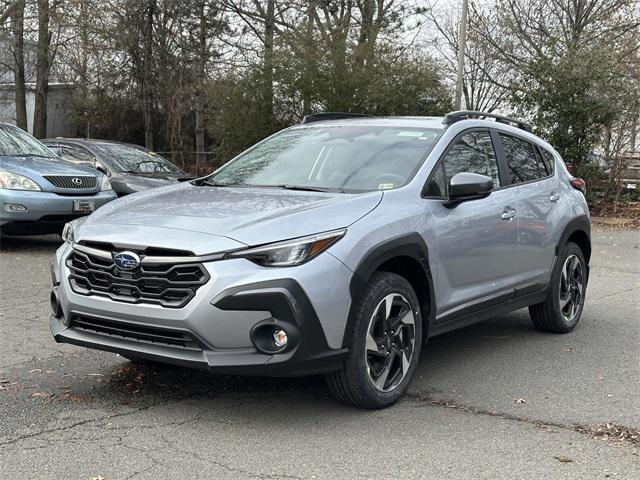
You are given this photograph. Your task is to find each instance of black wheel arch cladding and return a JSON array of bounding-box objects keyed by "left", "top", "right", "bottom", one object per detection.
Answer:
[
  {"left": 557, "top": 215, "right": 591, "bottom": 263},
  {"left": 345, "top": 233, "right": 435, "bottom": 347}
]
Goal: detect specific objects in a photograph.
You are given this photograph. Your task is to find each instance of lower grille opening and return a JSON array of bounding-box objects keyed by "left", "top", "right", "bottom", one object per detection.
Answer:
[{"left": 70, "top": 314, "right": 202, "bottom": 350}]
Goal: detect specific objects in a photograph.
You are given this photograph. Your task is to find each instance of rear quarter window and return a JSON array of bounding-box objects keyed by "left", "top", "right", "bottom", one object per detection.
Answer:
[{"left": 539, "top": 148, "right": 556, "bottom": 176}]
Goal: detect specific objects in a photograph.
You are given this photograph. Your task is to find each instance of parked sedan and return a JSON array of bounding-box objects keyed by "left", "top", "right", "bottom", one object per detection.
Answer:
[
  {"left": 42, "top": 139, "right": 193, "bottom": 196},
  {"left": 0, "top": 123, "right": 116, "bottom": 236}
]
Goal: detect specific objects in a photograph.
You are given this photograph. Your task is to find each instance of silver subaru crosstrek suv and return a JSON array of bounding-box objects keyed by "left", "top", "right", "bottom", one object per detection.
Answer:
[{"left": 50, "top": 111, "right": 590, "bottom": 409}]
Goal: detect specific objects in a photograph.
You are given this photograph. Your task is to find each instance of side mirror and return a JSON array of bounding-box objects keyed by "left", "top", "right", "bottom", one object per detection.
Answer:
[
  {"left": 93, "top": 160, "right": 108, "bottom": 175},
  {"left": 444, "top": 172, "right": 494, "bottom": 208},
  {"left": 48, "top": 146, "right": 62, "bottom": 156}
]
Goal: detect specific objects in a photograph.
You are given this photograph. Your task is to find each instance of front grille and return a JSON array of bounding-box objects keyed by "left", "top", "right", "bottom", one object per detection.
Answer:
[
  {"left": 70, "top": 314, "right": 201, "bottom": 350},
  {"left": 43, "top": 175, "right": 96, "bottom": 189},
  {"left": 66, "top": 247, "right": 210, "bottom": 308}
]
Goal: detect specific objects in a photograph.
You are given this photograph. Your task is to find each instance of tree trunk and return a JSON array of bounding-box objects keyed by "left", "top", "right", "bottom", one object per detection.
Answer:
[
  {"left": 302, "top": 0, "right": 314, "bottom": 115},
  {"left": 33, "top": 0, "right": 50, "bottom": 138},
  {"left": 194, "top": 0, "right": 207, "bottom": 175},
  {"left": 630, "top": 116, "right": 638, "bottom": 154},
  {"left": 262, "top": 0, "right": 275, "bottom": 129},
  {"left": 79, "top": 0, "right": 90, "bottom": 137},
  {"left": 11, "top": 0, "right": 27, "bottom": 131},
  {"left": 143, "top": 0, "right": 156, "bottom": 150}
]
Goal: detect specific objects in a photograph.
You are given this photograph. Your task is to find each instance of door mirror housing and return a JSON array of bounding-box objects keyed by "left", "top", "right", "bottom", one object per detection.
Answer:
[
  {"left": 48, "top": 146, "right": 62, "bottom": 156},
  {"left": 444, "top": 172, "right": 494, "bottom": 208},
  {"left": 94, "top": 161, "right": 109, "bottom": 175}
]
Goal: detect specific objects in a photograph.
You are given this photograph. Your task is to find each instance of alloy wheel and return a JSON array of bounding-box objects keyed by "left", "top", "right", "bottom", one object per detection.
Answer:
[
  {"left": 559, "top": 254, "right": 584, "bottom": 322},
  {"left": 365, "top": 293, "right": 416, "bottom": 392}
]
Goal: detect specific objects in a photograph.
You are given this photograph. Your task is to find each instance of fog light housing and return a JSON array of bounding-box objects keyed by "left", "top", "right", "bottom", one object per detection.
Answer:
[
  {"left": 50, "top": 289, "right": 63, "bottom": 318},
  {"left": 250, "top": 321, "right": 299, "bottom": 354},
  {"left": 273, "top": 328, "right": 288, "bottom": 348},
  {"left": 4, "top": 203, "right": 28, "bottom": 212}
]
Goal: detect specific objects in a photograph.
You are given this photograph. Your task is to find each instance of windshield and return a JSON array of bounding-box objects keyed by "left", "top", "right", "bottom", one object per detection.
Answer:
[
  {"left": 93, "top": 143, "right": 182, "bottom": 174},
  {"left": 0, "top": 124, "right": 57, "bottom": 158},
  {"left": 207, "top": 125, "right": 441, "bottom": 192}
]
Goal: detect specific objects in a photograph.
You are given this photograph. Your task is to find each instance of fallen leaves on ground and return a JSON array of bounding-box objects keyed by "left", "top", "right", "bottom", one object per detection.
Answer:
[
  {"left": 553, "top": 456, "right": 573, "bottom": 463},
  {"left": 31, "top": 391, "right": 53, "bottom": 398},
  {"left": 576, "top": 423, "right": 640, "bottom": 446}
]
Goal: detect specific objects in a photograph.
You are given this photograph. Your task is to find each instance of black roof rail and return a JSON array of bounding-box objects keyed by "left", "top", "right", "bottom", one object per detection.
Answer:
[
  {"left": 443, "top": 110, "right": 533, "bottom": 133},
  {"left": 301, "top": 112, "right": 372, "bottom": 124}
]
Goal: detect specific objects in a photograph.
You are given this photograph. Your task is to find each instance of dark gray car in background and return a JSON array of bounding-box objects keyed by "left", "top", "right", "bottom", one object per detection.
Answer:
[{"left": 42, "top": 139, "right": 194, "bottom": 196}]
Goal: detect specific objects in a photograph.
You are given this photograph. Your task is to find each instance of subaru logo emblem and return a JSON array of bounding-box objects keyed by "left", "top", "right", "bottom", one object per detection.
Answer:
[
  {"left": 71, "top": 177, "right": 82, "bottom": 186},
  {"left": 113, "top": 251, "right": 140, "bottom": 270}
]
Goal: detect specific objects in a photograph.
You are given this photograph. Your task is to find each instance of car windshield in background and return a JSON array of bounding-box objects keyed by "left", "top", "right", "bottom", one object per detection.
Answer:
[
  {"left": 93, "top": 144, "right": 182, "bottom": 174},
  {"left": 0, "top": 124, "right": 57, "bottom": 158},
  {"left": 207, "top": 125, "right": 442, "bottom": 192}
]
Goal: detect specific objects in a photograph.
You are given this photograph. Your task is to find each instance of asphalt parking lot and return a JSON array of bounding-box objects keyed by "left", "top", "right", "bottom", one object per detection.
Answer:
[{"left": 0, "top": 228, "right": 638, "bottom": 479}]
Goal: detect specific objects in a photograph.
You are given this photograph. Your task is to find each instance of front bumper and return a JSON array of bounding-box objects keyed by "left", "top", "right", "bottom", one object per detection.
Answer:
[
  {"left": 0, "top": 189, "right": 117, "bottom": 231},
  {"left": 50, "top": 242, "right": 352, "bottom": 376}
]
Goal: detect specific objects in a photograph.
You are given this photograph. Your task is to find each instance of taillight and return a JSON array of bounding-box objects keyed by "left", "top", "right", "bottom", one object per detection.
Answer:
[{"left": 570, "top": 178, "right": 586, "bottom": 195}]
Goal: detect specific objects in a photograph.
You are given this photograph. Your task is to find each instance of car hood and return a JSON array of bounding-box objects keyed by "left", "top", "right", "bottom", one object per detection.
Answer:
[
  {"left": 0, "top": 155, "right": 98, "bottom": 177},
  {"left": 79, "top": 182, "right": 382, "bottom": 249}
]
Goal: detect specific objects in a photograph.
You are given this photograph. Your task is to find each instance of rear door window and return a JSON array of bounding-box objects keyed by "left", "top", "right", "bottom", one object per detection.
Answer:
[{"left": 499, "top": 134, "right": 548, "bottom": 184}]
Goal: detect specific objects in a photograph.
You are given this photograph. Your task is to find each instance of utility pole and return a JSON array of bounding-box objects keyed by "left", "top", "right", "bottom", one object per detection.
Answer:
[{"left": 454, "top": 0, "right": 468, "bottom": 111}]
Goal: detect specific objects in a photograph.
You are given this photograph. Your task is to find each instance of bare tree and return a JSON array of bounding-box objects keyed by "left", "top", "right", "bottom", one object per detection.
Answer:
[
  {"left": 142, "top": 0, "right": 156, "bottom": 149},
  {"left": 194, "top": 0, "right": 207, "bottom": 172},
  {"left": 33, "top": 0, "right": 51, "bottom": 138},
  {"left": 424, "top": 1, "right": 509, "bottom": 112},
  {"left": 10, "top": 0, "right": 27, "bottom": 130},
  {"left": 471, "top": 0, "right": 640, "bottom": 167}
]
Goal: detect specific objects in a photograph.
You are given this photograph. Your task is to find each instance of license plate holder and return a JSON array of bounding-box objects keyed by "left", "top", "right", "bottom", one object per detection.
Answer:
[{"left": 73, "top": 199, "right": 95, "bottom": 214}]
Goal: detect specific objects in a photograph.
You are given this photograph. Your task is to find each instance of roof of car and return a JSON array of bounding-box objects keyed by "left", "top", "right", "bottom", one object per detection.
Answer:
[
  {"left": 42, "top": 138, "right": 145, "bottom": 150},
  {"left": 294, "top": 116, "right": 447, "bottom": 130}
]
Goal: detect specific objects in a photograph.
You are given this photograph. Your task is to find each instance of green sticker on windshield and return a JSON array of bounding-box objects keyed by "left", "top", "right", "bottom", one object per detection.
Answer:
[{"left": 378, "top": 183, "right": 394, "bottom": 190}]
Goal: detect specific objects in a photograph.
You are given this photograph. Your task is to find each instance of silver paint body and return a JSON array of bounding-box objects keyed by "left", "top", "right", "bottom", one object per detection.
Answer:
[{"left": 51, "top": 117, "right": 588, "bottom": 361}]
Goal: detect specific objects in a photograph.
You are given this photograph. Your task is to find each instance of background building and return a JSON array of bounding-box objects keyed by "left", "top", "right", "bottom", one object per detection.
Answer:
[{"left": 0, "top": 34, "right": 77, "bottom": 137}]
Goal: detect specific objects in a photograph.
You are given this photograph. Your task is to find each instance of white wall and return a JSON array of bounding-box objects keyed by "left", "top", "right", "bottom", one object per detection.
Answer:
[{"left": 0, "top": 84, "right": 78, "bottom": 137}]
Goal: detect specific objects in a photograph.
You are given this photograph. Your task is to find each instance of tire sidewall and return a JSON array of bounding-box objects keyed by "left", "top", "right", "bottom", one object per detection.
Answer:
[
  {"left": 549, "top": 242, "right": 587, "bottom": 329},
  {"left": 348, "top": 272, "right": 423, "bottom": 407}
]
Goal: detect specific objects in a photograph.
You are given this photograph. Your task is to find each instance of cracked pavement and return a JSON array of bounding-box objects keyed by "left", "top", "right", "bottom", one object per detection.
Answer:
[{"left": 0, "top": 228, "right": 638, "bottom": 479}]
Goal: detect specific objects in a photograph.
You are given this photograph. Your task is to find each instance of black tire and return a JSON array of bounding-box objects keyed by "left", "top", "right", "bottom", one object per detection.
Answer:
[
  {"left": 326, "top": 272, "right": 423, "bottom": 409},
  {"left": 529, "top": 242, "right": 587, "bottom": 333}
]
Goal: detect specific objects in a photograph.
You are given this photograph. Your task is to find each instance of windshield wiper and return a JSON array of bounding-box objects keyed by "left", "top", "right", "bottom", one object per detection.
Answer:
[
  {"left": 13, "top": 153, "right": 54, "bottom": 158},
  {"left": 269, "top": 184, "right": 344, "bottom": 193},
  {"left": 199, "top": 179, "right": 238, "bottom": 187},
  {"left": 197, "top": 180, "right": 344, "bottom": 192}
]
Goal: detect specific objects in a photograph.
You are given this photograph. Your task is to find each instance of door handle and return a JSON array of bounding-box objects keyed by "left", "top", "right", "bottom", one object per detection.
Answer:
[
  {"left": 550, "top": 192, "right": 560, "bottom": 202},
  {"left": 501, "top": 208, "right": 517, "bottom": 220}
]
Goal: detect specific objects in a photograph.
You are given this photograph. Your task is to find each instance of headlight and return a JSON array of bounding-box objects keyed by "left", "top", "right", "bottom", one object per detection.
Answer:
[
  {"left": 100, "top": 175, "right": 112, "bottom": 191},
  {"left": 227, "top": 229, "right": 346, "bottom": 267},
  {"left": 0, "top": 171, "right": 41, "bottom": 191},
  {"left": 62, "top": 222, "right": 75, "bottom": 244}
]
